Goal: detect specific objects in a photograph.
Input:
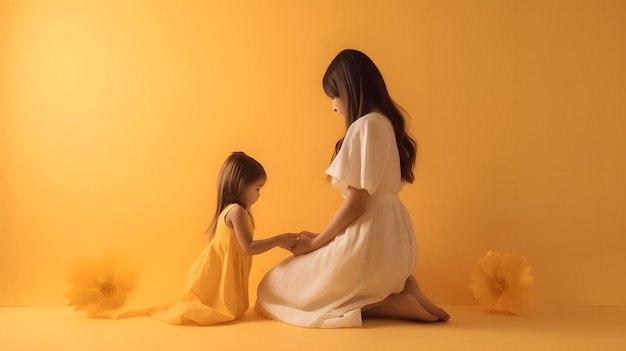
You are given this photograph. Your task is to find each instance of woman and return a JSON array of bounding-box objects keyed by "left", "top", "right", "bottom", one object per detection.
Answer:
[{"left": 255, "top": 49, "right": 450, "bottom": 328}]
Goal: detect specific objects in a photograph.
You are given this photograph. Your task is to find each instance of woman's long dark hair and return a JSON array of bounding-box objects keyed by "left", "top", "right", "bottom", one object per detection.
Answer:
[
  {"left": 205, "top": 152, "right": 266, "bottom": 240},
  {"left": 322, "top": 49, "right": 417, "bottom": 183}
]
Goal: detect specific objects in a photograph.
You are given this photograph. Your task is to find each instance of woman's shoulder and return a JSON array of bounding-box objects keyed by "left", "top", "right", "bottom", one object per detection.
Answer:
[
  {"left": 348, "top": 112, "right": 393, "bottom": 135},
  {"left": 354, "top": 112, "right": 390, "bottom": 127}
]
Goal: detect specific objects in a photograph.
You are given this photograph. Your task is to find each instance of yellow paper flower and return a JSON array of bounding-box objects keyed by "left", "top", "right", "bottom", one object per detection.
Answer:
[
  {"left": 64, "top": 253, "right": 137, "bottom": 319},
  {"left": 469, "top": 250, "right": 534, "bottom": 315}
]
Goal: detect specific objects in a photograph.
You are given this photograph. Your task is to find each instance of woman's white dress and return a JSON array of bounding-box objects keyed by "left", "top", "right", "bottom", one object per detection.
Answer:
[{"left": 255, "top": 112, "right": 418, "bottom": 328}]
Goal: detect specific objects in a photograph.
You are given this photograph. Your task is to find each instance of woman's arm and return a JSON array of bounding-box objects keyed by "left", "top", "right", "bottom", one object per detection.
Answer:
[
  {"left": 228, "top": 205, "right": 297, "bottom": 255},
  {"left": 291, "top": 185, "right": 370, "bottom": 256}
]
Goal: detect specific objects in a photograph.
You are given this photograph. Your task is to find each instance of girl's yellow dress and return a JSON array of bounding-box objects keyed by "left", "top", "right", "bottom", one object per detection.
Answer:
[{"left": 150, "top": 203, "right": 252, "bottom": 325}]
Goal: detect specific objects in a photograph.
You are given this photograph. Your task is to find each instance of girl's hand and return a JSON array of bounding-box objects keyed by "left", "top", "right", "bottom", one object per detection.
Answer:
[{"left": 277, "top": 233, "right": 299, "bottom": 250}]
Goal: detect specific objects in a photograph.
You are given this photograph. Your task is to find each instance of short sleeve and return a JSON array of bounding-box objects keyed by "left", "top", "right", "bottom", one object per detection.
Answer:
[{"left": 325, "top": 114, "right": 394, "bottom": 195}]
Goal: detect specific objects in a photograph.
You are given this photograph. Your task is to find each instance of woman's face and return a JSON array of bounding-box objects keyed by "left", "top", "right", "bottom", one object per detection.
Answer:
[{"left": 331, "top": 97, "right": 345, "bottom": 115}]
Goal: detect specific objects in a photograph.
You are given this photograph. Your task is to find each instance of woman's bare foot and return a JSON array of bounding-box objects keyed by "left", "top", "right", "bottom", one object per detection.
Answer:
[
  {"left": 403, "top": 276, "right": 450, "bottom": 321},
  {"left": 363, "top": 293, "right": 439, "bottom": 322}
]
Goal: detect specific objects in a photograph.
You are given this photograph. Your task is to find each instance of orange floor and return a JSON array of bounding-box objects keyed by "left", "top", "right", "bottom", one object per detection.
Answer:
[{"left": 1, "top": 305, "right": 625, "bottom": 351}]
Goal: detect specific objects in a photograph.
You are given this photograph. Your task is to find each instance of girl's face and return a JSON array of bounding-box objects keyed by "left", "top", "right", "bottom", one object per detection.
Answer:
[
  {"left": 331, "top": 97, "right": 345, "bottom": 115},
  {"left": 242, "top": 177, "right": 265, "bottom": 209}
]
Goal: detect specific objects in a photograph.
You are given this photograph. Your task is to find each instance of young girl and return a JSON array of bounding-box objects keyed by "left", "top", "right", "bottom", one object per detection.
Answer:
[{"left": 150, "top": 151, "right": 298, "bottom": 325}]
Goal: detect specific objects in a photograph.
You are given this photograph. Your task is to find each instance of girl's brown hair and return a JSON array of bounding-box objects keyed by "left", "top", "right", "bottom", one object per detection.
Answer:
[
  {"left": 205, "top": 152, "right": 266, "bottom": 240},
  {"left": 322, "top": 49, "right": 417, "bottom": 183}
]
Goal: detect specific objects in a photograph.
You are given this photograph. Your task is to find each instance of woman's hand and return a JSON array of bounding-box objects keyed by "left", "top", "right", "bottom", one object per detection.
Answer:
[
  {"left": 299, "top": 231, "right": 318, "bottom": 239},
  {"left": 290, "top": 232, "right": 320, "bottom": 256}
]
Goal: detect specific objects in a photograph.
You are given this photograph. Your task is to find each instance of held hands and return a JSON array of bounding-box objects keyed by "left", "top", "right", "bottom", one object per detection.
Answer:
[
  {"left": 299, "top": 231, "right": 318, "bottom": 239},
  {"left": 289, "top": 231, "right": 320, "bottom": 256},
  {"left": 276, "top": 233, "right": 300, "bottom": 250}
]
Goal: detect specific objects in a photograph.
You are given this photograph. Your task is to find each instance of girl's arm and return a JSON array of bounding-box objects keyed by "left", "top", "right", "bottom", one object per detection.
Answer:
[
  {"left": 291, "top": 185, "right": 369, "bottom": 256},
  {"left": 227, "top": 205, "right": 297, "bottom": 255}
]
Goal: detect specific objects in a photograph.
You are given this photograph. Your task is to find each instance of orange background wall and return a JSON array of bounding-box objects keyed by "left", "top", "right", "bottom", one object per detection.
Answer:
[{"left": 1, "top": 0, "right": 625, "bottom": 308}]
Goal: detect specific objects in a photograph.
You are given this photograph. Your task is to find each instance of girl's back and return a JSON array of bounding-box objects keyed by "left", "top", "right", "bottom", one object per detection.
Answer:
[{"left": 150, "top": 203, "right": 252, "bottom": 325}]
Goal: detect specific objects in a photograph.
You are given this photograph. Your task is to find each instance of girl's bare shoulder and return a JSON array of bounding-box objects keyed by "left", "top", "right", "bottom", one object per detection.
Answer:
[{"left": 224, "top": 203, "right": 246, "bottom": 227}]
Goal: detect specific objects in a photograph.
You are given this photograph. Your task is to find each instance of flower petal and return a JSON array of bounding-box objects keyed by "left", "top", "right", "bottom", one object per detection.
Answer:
[
  {"left": 469, "top": 261, "right": 491, "bottom": 287},
  {"left": 101, "top": 292, "right": 127, "bottom": 310},
  {"left": 474, "top": 286, "right": 501, "bottom": 311},
  {"left": 469, "top": 266, "right": 501, "bottom": 311},
  {"left": 65, "top": 286, "right": 102, "bottom": 311},
  {"left": 477, "top": 250, "right": 503, "bottom": 279},
  {"left": 499, "top": 253, "right": 528, "bottom": 285},
  {"left": 516, "top": 266, "right": 535, "bottom": 288},
  {"left": 97, "top": 253, "right": 120, "bottom": 283},
  {"left": 95, "top": 292, "right": 129, "bottom": 319},
  {"left": 65, "top": 253, "right": 137, "bottom": 319},
  {"left": 498, "top": 285, "right": 533, "bottom": 315},
  {"left": 469, "top": 250, "right": 535, "bottom": 315}
]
